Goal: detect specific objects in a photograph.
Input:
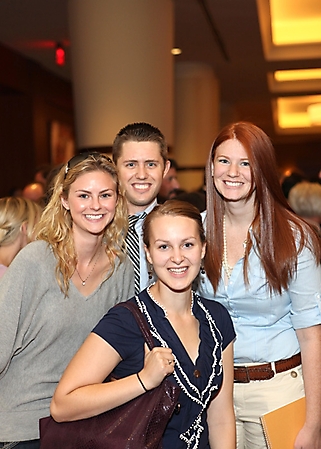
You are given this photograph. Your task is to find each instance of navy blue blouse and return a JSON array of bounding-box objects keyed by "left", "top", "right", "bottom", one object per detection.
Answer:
[{"left": 93, "top": 288, "right": 235, "bottom": 449}]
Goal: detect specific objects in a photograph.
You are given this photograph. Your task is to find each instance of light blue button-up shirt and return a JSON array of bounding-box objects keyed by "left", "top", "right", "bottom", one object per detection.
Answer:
[{"left": 197, "top": 225, "right": 321, "bottom": 364}]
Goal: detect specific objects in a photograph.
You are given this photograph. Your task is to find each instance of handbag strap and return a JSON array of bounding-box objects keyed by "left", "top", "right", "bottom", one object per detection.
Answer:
[{"left": 115, "top": 300, "right": 155, "bottom": 350}]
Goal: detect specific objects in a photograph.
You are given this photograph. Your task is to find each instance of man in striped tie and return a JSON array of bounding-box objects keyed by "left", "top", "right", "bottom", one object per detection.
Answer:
[{"left": 112, "top": 122, "right": 170, "bottom": 294}]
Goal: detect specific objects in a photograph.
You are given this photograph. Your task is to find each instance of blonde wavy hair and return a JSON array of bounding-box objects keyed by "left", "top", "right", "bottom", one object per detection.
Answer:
[
  {"left": 0, "top": 197, "right": 42, "bottom": 247},
  {"left": 35, "top": 153, "right": 128, "bottom": 295}
]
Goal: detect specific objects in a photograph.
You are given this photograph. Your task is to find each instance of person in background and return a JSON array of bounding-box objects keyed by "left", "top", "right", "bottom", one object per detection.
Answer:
[
  {"left": 8, "top": 186, "right": 23, "bottom": 197},
  {"left": 112, "top": 122, "right": 170, "bottom": 294},
  {"left": 197, "top": 121, "right": 321, "bottom": 448},
  {"left": 34, "top": 164, "right": 52, "bottom": 187},
  {"left": 51, "top": 200, "right": 236, "bottom": 449},
  {"left": 176, "top": 173, "right": 207, "bottom": 213},
  {"left": 280, "top": 170, "right": 307, "bottom": 199},
  {"left": 288, "top": 181, "right": 321, "bottom": 232},
  {"left": 43, "top": 163, "right": 64, "bottom": 206},
  {"left": 0, "top": 152, "right": 134, "bottom": 448},
  {"left": 0, "top": 197, "right": 42, "bottom": 279},
  {"left": 22, "top": 182, "right": 45, "bottom": 206},
  {"left": 158, "top": 158, "right": 181, "bottom": 203}
]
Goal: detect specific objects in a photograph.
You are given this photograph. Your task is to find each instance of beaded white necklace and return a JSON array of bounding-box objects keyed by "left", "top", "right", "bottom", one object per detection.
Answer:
[
  {"left": 222, "top": 215, "right": 247, "bottom": 279},
  {"left": 146, "top": 284, "right": 194, "bottom": 317},
  {"left": 138, "top": 289, "right": 222, "bottom": 448}
]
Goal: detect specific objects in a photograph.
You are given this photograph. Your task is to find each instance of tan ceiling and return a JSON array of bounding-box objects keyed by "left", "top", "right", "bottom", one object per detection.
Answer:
[{"left": 0, "top": 0, "right": 320, "bottom": 147}]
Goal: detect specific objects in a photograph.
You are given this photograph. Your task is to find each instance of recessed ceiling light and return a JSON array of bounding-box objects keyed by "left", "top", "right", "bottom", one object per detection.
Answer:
[
  {"left": 171, "top": 48, "right": 182, "bottom": 55},
  {"left": 256, "top": 0, "right": 321, "bottom": 60},
  {"left": 307, "top": 103, "right": 321, "bottom": 126},
  {"left": 270, "top": 0, "right": 321, "bottom": 46},
  {"left": 268, "top": 68, "right": 321, "bottom": 93},
  {"left": 274, "top": 68, "right": 321, "bottom": 82},
  {"left": 273, "top": 94, "right": 321, "bottom": 133}
]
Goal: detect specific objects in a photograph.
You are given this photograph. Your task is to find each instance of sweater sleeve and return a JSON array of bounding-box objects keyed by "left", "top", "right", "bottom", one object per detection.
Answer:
[
  {"left": 116, "top": 255, "right": 135, "bottom": 304},
  {"left": 0, "top": 243, "right": 49, "bottom": 377}
]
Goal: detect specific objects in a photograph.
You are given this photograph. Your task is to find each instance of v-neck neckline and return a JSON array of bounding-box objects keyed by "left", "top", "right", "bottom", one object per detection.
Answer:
[{"left": 145, "top": 289, "right": 201, "bottom": 366}]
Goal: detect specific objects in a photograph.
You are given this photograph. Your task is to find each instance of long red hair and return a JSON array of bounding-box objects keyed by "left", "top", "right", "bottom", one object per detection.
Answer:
[{"left": 204, "top": 121, "right": 320, "bottom": 294}]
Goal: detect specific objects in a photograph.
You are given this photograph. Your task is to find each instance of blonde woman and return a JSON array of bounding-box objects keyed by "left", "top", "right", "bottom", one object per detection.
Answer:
[
  {"left": 0, "top": 196, "right": 42, "bottom": 278},
  {"left": 0, "top": 152, "right": 134, "bottom": 449}
]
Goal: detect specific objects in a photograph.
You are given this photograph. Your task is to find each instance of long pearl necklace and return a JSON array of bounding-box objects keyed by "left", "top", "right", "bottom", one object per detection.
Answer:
[
  {"left": 222, "top": 215, "right": 233, "bottom": 279},
  {"left": 222, "top": 215, "right": 247, "bottom": 280},
  {"left": 75, "top": 243, "right": 103, "bottom": 286}
]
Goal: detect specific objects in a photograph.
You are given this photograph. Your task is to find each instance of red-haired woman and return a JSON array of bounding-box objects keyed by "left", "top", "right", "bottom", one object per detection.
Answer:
[{"left": 197, "top": 121, "right": 321, "bottom": 448}]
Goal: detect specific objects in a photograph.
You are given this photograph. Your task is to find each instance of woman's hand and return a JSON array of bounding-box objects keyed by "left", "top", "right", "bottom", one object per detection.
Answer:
[
  {"left": 294, "top": 423, "right": 321, "bottom": 449},
  {"left": 138, "top": 343, "right": 175, "bottom": 391},
  {"left": 295, "top": 325, "right": 321, "bottom": 449}
]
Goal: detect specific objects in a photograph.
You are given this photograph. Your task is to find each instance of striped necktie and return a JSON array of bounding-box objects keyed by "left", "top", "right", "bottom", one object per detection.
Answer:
[{"left": 126, "top": 213, "right": 146, "bottom": 294}]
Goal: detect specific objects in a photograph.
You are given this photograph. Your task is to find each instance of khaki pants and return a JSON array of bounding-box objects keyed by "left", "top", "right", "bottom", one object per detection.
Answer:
[{"left": 234, "top": 365, "right": 304, "bottom": 448}]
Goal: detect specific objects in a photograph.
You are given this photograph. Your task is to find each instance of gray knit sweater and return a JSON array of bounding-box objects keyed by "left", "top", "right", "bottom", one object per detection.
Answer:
[{"left": 0, "top": 240, "right": 134, "bottom": 441}]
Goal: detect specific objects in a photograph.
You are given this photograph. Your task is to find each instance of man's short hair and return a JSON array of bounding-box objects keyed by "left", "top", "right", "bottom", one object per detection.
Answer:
[
  {"left": 168, "top": 158, "right": 178, "bottom": 170},
  {"left": 112, "top": 122, "right": 168, "bottom": 166}
]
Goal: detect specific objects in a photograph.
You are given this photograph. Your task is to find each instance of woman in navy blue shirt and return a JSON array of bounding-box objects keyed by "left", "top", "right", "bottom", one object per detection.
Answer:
[{"left": 51, "top": 200, "right": 236, "bottom": 449}]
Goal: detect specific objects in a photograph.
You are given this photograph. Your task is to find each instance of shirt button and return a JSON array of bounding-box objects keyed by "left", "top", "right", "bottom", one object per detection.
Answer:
[
  {"left": 193, "top": 369, "right": 201, "bottom": 378},
  {"left": 291, "top": 371, "right": 298, "bottom": 378}
]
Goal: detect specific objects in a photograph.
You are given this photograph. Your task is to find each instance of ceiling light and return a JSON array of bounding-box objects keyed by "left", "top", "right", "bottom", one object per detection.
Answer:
[
  {"left": 273, "top": 94, "right": 321, "bottom": 133},
  {"left": 270, "top": 0, "right": 321, "bottom": 46},
  {"left": 171, "top": 48, "right": 182, "bottom": 56},
  {"left": 307, "top": 103, "right": 321, "bottom": 126},
  {"left": 274, "top": 68, "right": 321, "bottom": 82},
  {"left": 267, "top": 68, "right": 321, "bottom": 93},
  {"left": 256, "top": 0, "right": 321, "bottom": 60}
]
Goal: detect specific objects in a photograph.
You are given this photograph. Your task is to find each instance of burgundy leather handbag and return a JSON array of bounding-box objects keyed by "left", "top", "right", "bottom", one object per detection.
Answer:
[{"left": 39, "top": 301, "right": 181, "bottom": 449}]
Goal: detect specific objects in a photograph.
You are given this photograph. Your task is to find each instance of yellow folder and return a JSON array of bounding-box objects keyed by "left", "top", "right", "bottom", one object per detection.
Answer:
[{"left": 260, "top": 397, "right": 306, "bottom": 449}]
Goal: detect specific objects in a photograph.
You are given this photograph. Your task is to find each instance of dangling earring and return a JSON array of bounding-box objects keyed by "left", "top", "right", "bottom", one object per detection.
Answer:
[
  {"left": 199, "top": 262, "right": 206, "bottom": 284},
  {"left": 148, "top": 263, "right": 153, "bottom": 280}
]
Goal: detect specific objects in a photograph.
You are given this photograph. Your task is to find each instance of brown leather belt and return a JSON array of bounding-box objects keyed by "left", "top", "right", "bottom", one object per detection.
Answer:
[{"left": 234, "top": 353, "right": 301, "bottom": 383}]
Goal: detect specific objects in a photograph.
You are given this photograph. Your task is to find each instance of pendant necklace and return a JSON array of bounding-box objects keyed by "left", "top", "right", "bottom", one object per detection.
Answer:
[
  {"left": 222, "top": 215, "right": 247, "bottom": 280},
  {"left": 75, "top": 243, "right": 103, "bottom": 286}
]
